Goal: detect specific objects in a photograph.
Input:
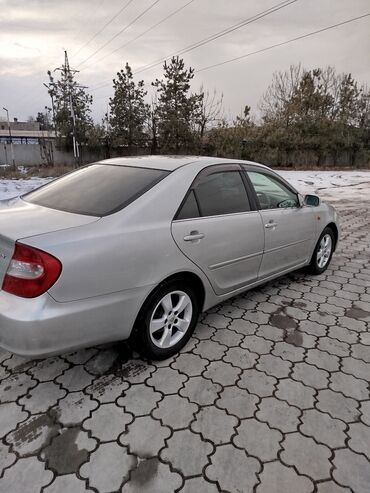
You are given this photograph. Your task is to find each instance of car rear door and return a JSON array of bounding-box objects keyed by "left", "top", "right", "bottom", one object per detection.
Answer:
[
  {"left": 243, "top": 167, "right": 316, "bottom": 279},
  {"left": 171, "top": 164, "right": 264, "bottom": 295}
]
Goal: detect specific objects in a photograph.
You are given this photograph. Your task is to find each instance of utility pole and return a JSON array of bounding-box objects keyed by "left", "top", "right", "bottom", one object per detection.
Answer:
[
  {"left": 2, "top": 107, "right": 15, "bottom": 170},
  {"left": 64, "top": 50, "right": 80, "bottom": 166},
  {"left": 51, "top": 50, "right": 87, "bottom": 167}
]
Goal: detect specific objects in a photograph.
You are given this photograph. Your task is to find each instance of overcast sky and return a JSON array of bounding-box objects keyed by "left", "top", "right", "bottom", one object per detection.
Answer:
[{"left": 0, "top": 0, "right": 369, "bottom": 123}]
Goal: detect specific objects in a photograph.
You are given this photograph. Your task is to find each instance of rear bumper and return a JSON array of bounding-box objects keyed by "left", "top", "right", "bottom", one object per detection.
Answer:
[{"left": 0, "top": 286, "right": 151, "bottom": 357}]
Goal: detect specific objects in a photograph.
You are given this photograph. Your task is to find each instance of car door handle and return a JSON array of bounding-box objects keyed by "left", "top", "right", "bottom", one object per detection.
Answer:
[
  {"left": 183, "top": 231, "right": 205, "bottom": 241},
  {"left": 265, "top": 222, "right": 278, "bottom": 229}
]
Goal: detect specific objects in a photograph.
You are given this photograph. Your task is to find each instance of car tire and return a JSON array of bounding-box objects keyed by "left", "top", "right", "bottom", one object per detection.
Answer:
[
  {"left": 308, "top": 227, "right": 335, "bottom": 275},
  {"left": 132, "top": 280, "right": 200, "bottom": 360}
]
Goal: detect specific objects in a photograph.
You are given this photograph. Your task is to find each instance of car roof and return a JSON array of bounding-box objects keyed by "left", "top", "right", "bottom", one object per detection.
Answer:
[{"left": 98, "top": 155, "right": 269, "bottom": 172}]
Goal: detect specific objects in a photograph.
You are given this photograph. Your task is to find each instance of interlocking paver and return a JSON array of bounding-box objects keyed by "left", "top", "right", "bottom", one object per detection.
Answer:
[
  {"left": 238, "top": 368, "right": 277, "bottom": 396},
  {"left": 328, "top": 325, "right": 358, "bottom": 344},
  {"left": 191, "top": 406, "right": 238, "bottom": 445},
  {"left": 360, "top": 400, "right": 370, "bottom": 426},
  {"left": 42, "top": 428, "right": 96, "bottom": 474},
  {"left": 273, "top": 341, "right": 305, "bottom": 361},
  {"left": 305, "top": 348, "right": 340, "bottom": 372},
  {"left": 29, "top": 357, "right": 69, "bottom": 382},
  {"left": 56, "top": 365, "right": 94, "bottom": 392},
  {"left": 257, "top": 396, "right": 301, "bottom": 432},
  {"left": 160, "top": 429, "right": 213, "bottom": 476},
  {"left": 0, "top": 402, "right": 28, "bottom": 438},
  {"left": 205, "top": 444, "right": 260, "bottom": 493},
  {"left": 275, "top": 378, "right": 316, "bottom": 409},
  {"left": 329, "top": 371, "right": 369, "bottom": 400},
  {"left": 6, "top": 413, "right": 60, "bottom": 456},
  {"left": 316, "top": 388, "right": 359, "bottom": 422},
  {"left": 202, "top": 313, "right": 230, "bottom": 328},
  {"left": 316, "top": 482, "right": 351, "bottom": 493},
  {"left": 333, "top": 448, "right": 370, "bottom": 493},
  {"left": 300, "top": 408, "right": 347, "bottom": 448},
  {"left": 348, "top": 422, "right": 370, "bottom": 459},
  {"left": 119, "top": 415, "right": 171, "bottom": 458},
  {"left": 121, "top": 458, "right": 182, "bottom": 493},
  {"left": 233, "top": 418, "right": 282, "bottom": 461},
  {"left": 257, "top": 353, "right": 292, "bottom": 378},
  {"left": 152, "top": 394, "right": 198, "bottom": 429},
  {"left": 216, "top": 385, "right": 259, "bottom": 418},
  {"left": 0, "top": 440, "right": 16, "bottom": 475},
  {"left": 84, "top": 403, "right": 133, "bottom": 441},
  {"left": 53, "top": 391, "right": 98, "bottom": 425},
  {"left": 180, "top": 477, "right": 218, "bottom": 493},
  {"left": 229, "top": 318, "right": 258, "bottom": 335},
  {"left": 281, "top": 433, "right": 331, "bottom": 480},
  {"left": 0, "top": 456, "right": 53, "bottom": 493},
  {"left": 146, "top": 366, "right": 187, "bottom": 394},
  {"left": 318, "top": 337, "right": 350, "bottom": 357},
  {"left": 172, "top": 353, "right": 208, "bottom": 376},
  {"left": 44, "top": 475, "right": 92, "bottom": 493},
  {"left": 223, "top": 346, "right": 258, "bottom": 368},
  {"left": 85, "top": 374, "right": 128, "bottom": 403},
  {"left": 242, "top": 334, "right": 274, "bottom": 354},
  {"left": 180, "top": 376, "right": 222, "bottom": 405},
  {"left": 341, "top": 356, "right": 370, "bottom": 380},
  {"left": 0, "top": 373, "right": 37, "bottom": 403},
  {"left": 20, "top": 381, "right": 66, "bottom": 414},
  {"left": 203, "top": 360, "right": 241, "bottom": 385},
  {"left": 256, "top": 461, "right": 314, "bottom": 493},
  {"left": 80, "top": 443, "right": 136, "bottom": 493},
  {"left": 292, "top": 361, "right": 329, "bottom": 389},
  {"left": 1, "top": 196, "right": 370, "bottom": 493},
  {"left": 193, "top": 339, "right": 227, "bottom": 361},
  {"left": 211, "top": 328, "right": 243, "bottom": 346},
  {"left": 118, "top": 384, "right": 161, "bottom": 415}
]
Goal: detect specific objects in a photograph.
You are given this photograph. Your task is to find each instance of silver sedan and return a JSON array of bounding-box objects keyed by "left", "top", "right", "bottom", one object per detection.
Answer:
[{"left": 0, "top": 156, "right": 339, "bottom": 359}]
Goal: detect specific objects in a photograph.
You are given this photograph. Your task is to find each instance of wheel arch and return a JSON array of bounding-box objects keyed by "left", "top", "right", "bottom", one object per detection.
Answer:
[
  {"left": 131, "top": 271, "right": 206, "bottom": 339},
  {"left": 325, "top": 222, "right": 339, "bottom": 250}
]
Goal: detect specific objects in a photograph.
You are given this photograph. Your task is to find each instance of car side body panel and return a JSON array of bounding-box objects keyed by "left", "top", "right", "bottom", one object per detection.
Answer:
[{"left": 0, "top": 157, "right": 339, "bottom": 356}]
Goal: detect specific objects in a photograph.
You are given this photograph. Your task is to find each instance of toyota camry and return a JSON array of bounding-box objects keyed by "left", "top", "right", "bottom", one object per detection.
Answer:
[{"left": 0, "top": 156, "right": 339, "bottom": 359}]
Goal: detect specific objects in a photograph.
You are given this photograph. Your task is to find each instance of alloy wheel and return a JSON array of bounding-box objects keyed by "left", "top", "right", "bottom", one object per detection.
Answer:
[
  {"left": 317, "top": 234, "right": 332, "bottom": 269},
  {"left": 149, "top": 290, "right": 193, "bottom": 348}
]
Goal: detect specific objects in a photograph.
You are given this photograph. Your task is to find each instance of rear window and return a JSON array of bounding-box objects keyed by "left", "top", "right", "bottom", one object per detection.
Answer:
[{"left": 23, "top": 164, "right": 170, "bottom": 216}]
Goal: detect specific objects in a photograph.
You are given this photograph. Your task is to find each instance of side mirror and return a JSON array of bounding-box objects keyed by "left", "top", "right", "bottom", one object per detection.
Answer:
[{"left": 304, "top": 194, "right": 320, "bottom": 207}]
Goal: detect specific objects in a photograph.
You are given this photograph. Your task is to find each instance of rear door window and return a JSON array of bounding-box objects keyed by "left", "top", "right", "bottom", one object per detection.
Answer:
[
  {"left": 194, "top": 171, "right": 251, "bottom": 217},
  {"left": 23, "top": 164, "right": 169, "bottom": 216}
]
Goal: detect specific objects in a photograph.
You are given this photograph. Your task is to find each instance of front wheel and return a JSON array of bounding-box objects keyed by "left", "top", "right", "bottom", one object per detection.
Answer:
[
  {"left": 308, "top": 227, "right": 335, "bottom": 275},
  {"left": 132, "top": 281, "right": 200, "bottom": 360}
]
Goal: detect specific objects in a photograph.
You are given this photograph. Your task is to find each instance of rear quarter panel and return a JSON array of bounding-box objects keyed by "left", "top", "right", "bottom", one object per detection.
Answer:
[{"left": 23, "top": 164, "right": 214, "bottom": 303}]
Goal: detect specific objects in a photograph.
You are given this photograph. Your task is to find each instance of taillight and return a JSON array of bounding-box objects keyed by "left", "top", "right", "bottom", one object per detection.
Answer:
[{"left": 2, "top": 242, "right": 62, "bottom": 298}]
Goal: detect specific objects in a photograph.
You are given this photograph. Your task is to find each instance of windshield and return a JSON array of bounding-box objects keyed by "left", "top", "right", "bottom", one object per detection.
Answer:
[{"left": 23, "top": 164, "right": 170, "bottom": 216}]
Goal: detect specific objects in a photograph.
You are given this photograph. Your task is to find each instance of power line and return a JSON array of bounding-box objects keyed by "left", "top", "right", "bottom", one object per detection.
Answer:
[
  {"left": 73, "top": 0, "right": 135, "bottom": 59},
  {"left": 93, "top": 12, "right": 370, "bottom": 101},
  {"left": 77, "top": 0, "right": 161, "bottom": 67},
  {"left": 89, "top": 0, "right": 298, "bottom": 90},
  {"left": 134, "top": 0, "right": 298, "bottom": 75},
  {"left": 90, "top": 0, "right": 196, "bottom": 70},
  {"left": 196, "top": 13, "right": 370, "bottom": 73}
]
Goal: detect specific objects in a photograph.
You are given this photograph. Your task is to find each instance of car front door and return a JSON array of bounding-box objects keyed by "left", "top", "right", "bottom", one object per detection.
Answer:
[
  {"left": 244, "top": 168, "right": 316, "bottom": 280},
  {"left": 171, "top": 165, "right": 264, "bottom": 295}
]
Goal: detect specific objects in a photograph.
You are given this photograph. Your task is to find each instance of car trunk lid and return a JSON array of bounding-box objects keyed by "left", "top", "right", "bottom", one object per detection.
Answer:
[
  {"left": 0, "top": 234, "right": 15, "bottom": 286},
  {"left": 0, "top": 199, "right": 99, "bottom": 286}
]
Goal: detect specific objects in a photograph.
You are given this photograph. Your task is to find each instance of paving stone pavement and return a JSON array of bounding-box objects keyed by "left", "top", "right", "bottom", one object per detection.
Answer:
[{"left": 0, "top": 200, "right": 370, "bottom": 493}]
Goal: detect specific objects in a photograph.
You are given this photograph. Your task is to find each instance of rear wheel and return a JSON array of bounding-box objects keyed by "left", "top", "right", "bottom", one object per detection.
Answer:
[
  {"left": 308, "top": 227, "right": 335, "bottom": 275},
  {"left": 133, "top": 280, "right": 200, "bottom": 360}
]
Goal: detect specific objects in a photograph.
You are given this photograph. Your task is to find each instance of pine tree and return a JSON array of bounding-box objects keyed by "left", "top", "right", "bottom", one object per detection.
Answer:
[
  {"left": 153, "top": 56, "right": 203, "bottom": 153},
  {"left": 46, "top": 67, "right": 93, "bottom": 148},
  {"left": 109, "top": 63, "right": 149, "bottom": 153}
]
